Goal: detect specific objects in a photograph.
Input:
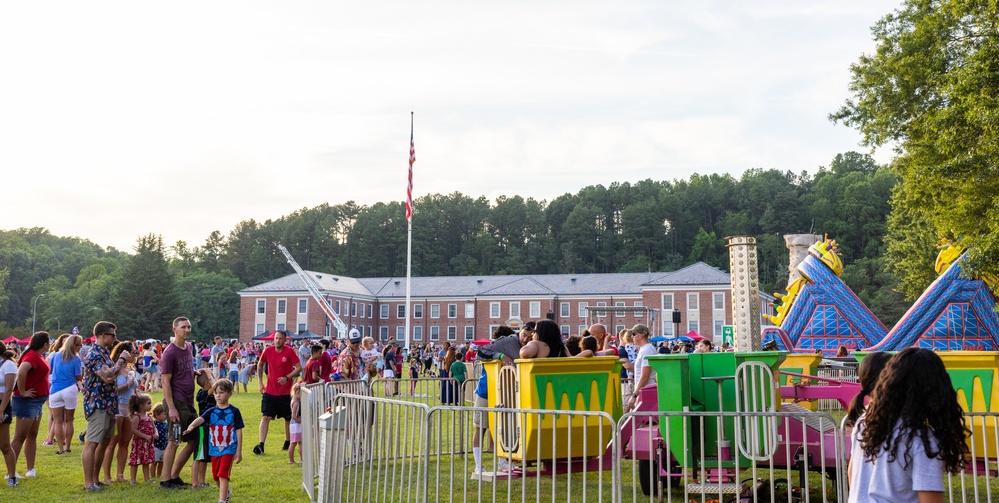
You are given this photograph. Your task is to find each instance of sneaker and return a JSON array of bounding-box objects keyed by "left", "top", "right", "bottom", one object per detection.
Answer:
[
  {"left": 43, "top": 440, "right": 54, "bottom": 446},
  {"left": 24, "top": 469, "right": 35, "bottom": 478},
  {"left": 7, "top": 477, "right": 16, "bottom": 487},
  {"left": 159, "top": 480, "right": 175, "bottom": 489},
  {"left": 84, "top": 484, "right": 101, "bottom": 491},
  {"left": 253, "top": 443, "right": 264, "bottom": 455},
  {"left": 282, "top": 440, "right": 290, "bottom": 451},
  {"left": 172, "top": 477, "right": 190, "bottom": 487},
  {"left": 226, "top": 489, "right": 233, "bottom": 502}
]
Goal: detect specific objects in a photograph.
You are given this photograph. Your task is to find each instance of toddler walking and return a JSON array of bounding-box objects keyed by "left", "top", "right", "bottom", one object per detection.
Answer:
[
  {"left": 184, "top": 378, "right": 243, "bottom": 503},
  {"left": 289, "top": 383, "right": 302, "bottom": 464}
]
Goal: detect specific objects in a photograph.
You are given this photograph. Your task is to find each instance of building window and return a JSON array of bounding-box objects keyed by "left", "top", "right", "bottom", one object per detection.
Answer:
[
  {"left": 414, "top": 326, "right": 423, "bottom": 341},
  {"left": 380, "top": 326, "right": 388, "bottom": 340},
  {"left": 713, "top": 292, "right": 725, "bottom": 311},
  {"left": 255, "top": 323, "right": 264, "bottom": 335},
  {"left": 298, "top": 323, "right": 306, "bottom": 333},
  {"left": 256, "top": 299, "right": 265, "bottom": 315},
  {"left": 597, "top": 301, "right": 607, "bottom": 317},
  {"left": 380, "top": 305, "right": 389, "bottom": 319},
  {"left": 464, "top": 326, "right": 474, "bottom": 340},
  {"left": 615, "top": 301, "right": 625, "bottom": 317},
  {"left": 335, "top": 300, "right": 341, "bottom": 313},
  {"left": 578, "top": 302, "right": 588, "bottom": 318},
  {"left": 578, "top": 325, "right": 587, "bottom": 336},
  {"left": 448, "top": 304, "right": 457, "bottom": 318},
  {"left": 397, "top": 305, "right": 406, "bottom": 318},
  {"left": 277, "top": 299, "right": 286, "bottom": 315},
  {"left": 430, "top": 326, "right": 439, "bottom": 341},
  {"left": 688, "top": 292, "right": 699, "bottom": 310},
  {"left": 662, "top": 319, "right": 674, "bottom": 337},
  {"left": 714, "top": 320, "right": 724, "bottom": 339},
  {"left": 351, "top": 302, "right": 357, "bottom": 317},
  {"left": 396, "top": 326, "right": 405, "bottom": 341},
  {"left": 712, "top": 292, "right": 726, "bottom": 339},
  {"left": 447, "top": 326, "right": 457, "bottom": 341},
  {"left": 634, "top": 301, "right": 644, "bottom": 317},
  {"left": 430, "top": 304, "right": 440, "bottom": 319},
  {"left": 464, "top": 303, "right": 474, "bottom": 318},
  {"left": 298, "top": 299, "right": 308, "bottom": 315},
  {"left": 277, "top": 323, "right": 285, "bottom": 331},
  {"left": 687, "top": 292, "right": 700, "bottom": 333},
  {"left": 560, "top": 325, "right": 570, "bottom": 336},
  {"left": 490, "top": 302, "right": 500, "bottom": 318},
  {"left": 414, "top": 304, "right": 423, "bottom": 319},
  {"left": 510, "top": 302, "right": 520, "bottom": 318},
  {"left": 662, "top": 293, "right": 674, "bottom": 310},
  {"left": 560, "top": 302, "right": 570, "bottom": 318},
  {"left": 489, "top": 325, "right": 499, "bottom": 336},
  {"left": 366, "top": 304, "right": 372, "bottom": 318},
  {"left": 615, "top": 324, "right": 625, "bottom": 334},
  {"left": 529, "top": 301, "right": 540, "bottom": 318}
]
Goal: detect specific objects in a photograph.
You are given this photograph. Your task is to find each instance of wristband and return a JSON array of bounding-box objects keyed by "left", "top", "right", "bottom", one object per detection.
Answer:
[{"left": 496, "top": 353, "right": 504, "bottom": 360}]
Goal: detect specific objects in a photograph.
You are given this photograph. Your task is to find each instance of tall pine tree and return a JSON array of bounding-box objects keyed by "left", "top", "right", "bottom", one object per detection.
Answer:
[{"left": 106, "top": 234, "right": 180, "bottom": 339}]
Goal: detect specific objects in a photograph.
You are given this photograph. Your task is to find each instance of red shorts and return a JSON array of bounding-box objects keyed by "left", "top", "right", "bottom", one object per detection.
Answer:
[{"left": 211, "top": 454, "right": 234, "bottom": 481}]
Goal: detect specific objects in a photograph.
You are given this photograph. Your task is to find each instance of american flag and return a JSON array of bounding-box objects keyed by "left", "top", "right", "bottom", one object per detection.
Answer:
[{"left": 406, "top": 118, "right": 415, "bottom": 221}]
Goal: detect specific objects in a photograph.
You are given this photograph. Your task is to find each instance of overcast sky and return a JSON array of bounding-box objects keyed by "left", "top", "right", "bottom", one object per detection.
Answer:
[{"left": 0, "top": 1, "right": 899, "bottom": 252}]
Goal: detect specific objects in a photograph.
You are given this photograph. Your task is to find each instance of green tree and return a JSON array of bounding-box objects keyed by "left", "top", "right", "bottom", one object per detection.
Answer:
[
  {"left": 176, "top": 272, "right": 245, "bottom": 342},
  {"left": 106, "top": 234, "right": 180, "bottom": 339},
  {"left": 831, "top": 0, "right": 999, "bottom": 294}
]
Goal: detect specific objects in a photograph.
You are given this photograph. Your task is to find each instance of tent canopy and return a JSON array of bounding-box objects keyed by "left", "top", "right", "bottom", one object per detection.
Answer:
[
  {"left": 252, "top": 331, "right": 275, "bottom": 341},
  {"left": 292, "top": 329, "right": 322, "bottom": 341},
  {"left": 2, "top": 335, "right": 18, "bottom": 345}
]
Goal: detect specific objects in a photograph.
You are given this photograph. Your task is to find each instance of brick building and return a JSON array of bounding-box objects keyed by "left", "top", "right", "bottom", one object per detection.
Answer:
[{"left": 237, "top": 262, "right": 775, "bottom": 345}]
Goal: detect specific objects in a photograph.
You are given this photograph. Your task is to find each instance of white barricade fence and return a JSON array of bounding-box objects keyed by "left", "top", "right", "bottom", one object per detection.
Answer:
[
  {"left": 311, "top": 393, "right": 999, "bottom": 503},
  {"left": 814, "top": 365, "right": 858, "bottom": 412},
  {"left": 300, "top": 380, "right": 370, "bottom": 501},
  {"left": 370, "top": 376, "right": 464, "bottom": 406}
]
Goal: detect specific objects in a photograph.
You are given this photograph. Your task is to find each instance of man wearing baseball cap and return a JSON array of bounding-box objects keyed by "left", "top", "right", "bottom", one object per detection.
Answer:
[{"left": 335, "top": 329, "right": 363, "bottom": 381}]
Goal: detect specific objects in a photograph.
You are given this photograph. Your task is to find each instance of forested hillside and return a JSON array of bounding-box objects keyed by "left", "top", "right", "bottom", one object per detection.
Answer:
[{"left": 0, "top": 152, "right": 909, "bottom": 339}]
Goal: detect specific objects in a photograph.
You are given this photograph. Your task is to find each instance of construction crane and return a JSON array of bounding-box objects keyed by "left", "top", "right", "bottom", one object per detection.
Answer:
[{"left": 276, "top": 244, "right": 349, "bottom": 340}]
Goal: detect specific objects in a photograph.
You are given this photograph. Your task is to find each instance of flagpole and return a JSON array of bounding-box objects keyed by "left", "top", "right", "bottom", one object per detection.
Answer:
[{"left": 405, "top": 112, "right": 414, "bottom": 351}]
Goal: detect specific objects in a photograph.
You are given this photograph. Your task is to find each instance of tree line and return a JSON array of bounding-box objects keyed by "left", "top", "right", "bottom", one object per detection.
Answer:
[{"left": 0, "top": 151, "right": 911, "bottom": 340}]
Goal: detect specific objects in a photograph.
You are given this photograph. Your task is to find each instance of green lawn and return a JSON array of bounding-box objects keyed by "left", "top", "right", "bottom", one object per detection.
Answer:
[{"left": 7, "top": 387, "right": 307, "bottom": 502}]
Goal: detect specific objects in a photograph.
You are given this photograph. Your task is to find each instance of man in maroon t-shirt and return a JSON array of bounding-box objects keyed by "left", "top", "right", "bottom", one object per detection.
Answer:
[
  {"left": 160, "top": 316, "right": 199, "bottom": 489},
  {"left": 252, "top": 330, "right": 301, "bottom": 455}
]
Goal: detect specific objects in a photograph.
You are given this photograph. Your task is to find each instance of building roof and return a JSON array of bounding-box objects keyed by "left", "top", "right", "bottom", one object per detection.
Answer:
[{"left": 239, "top": 261, "right": 735, "bottom": 299}]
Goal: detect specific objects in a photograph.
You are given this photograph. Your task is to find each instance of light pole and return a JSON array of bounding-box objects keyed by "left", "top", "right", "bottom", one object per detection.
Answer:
[
  {"left": 31, "top": 294, "right": 45, "bottom": 334},
  {"left": 54, "top": 318, "right": 60, "bottom": 330}
]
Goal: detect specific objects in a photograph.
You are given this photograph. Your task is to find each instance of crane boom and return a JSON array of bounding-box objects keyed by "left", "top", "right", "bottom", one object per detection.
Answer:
[{"left": 276, "top": 243, "right": 348, "bottom": 339}]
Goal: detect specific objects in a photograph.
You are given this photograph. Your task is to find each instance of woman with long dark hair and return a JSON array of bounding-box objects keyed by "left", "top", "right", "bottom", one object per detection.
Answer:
[
  {"left": 519, "top": 320, "right": 568, "bottom": 359},
  {"left": 0, "top": 341, "right": 18, "bottom": 486},
  {"left": 844, "top": 351, "right": 892, "bottom": 428},
  {"left": 102, "top": 341, "right": 137, "bottom": 483},
  {"left": 849, "top": 347, "right": 969, "bottom": 501},
  {"left": 11, "top": 331, "right": 51, "bottom": 479}
]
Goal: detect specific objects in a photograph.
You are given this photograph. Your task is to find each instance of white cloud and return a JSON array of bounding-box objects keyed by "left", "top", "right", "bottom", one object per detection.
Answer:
[{"left": 0, "top": 0, "right": 899, "bottom": 250}]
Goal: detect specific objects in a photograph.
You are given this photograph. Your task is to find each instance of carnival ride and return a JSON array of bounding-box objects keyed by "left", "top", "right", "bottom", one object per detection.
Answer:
[{"left": 763, "top": 239, "right": 999, "bottom": 355}]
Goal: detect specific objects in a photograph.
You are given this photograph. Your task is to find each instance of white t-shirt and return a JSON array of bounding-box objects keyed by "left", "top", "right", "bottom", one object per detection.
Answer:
[
  {"left": 633, "top": 343, "right": 657, "bottom": 387},
  {"left": 848, "top": 419, "right": 945, "bottom": 503},
  {"left": 0, "top": 358, "right": 16, "bottom": 394},
  {"left": 360, "top": 349, "right": 379, "bottom": 366}
]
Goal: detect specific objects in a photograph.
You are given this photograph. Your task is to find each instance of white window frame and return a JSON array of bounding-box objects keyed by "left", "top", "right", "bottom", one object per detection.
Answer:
[
  {"left": 464, "top": 326, "right": 474, "bottom": 340},
  {"left": 297, "top": 323, "right": 306, "bottom": 333},
  {"left": 448, "top": 303, "right": 458, "bottom": 319},
  {"left": 447, "top": 326, "right": 457, "bottom": 341},
  {"left": 277, "top": 299, "right": 286, "bottom": 315},
  {"left": 560, "top": 302, "right": 570, "bottom": 318},
  {"left": 662, "top": 293, "right": 674, "bottom": 311},
  {"left": 380, "top": 305, "right": 389, "bottom": 319},
  {"left": 351, "top": 302, "right": 357, "bottom": 317},
  {"left": 414, "top": 304, "right": 423, "bottom": 319},
  {"left": 597, "top": 301, "right": 607, "bottom": 317},
  {"left": 414, "top": 326, "right": 423, "bottom": 341},
  {"left": 489, "top": 325, "right": 499, "bottom": 337},
  {"left": 430, "top": 304, "right": 440, "bottom": 319},
  {"left": 397, "top": 305, "right": 406, "bottom": 319},
  {"left": 464, "top": 303, "right": 475, "bottom": 318},
  {"left": 510, "top": 302, "right": 521, "bottom": 318},
  {"left": 430, "top": 326, "right": 440, "bottom": 340},
  {"left": 529, "top": 301, "right": 541, "bottom": 318},
  {"left": 276, "top": 323, "right": 285, "bottom": 331},
  {"left": 634, "top": 301, "right": 644, "bottom": 317},
  {"left": 380, "top": 326, "right": 388, "bottom": 340},
  {"left": 490, "top": 302, "right": 500, "bottom": 318},
  {"left": 256, "top": 299, "right": 265, "bottom": 315},
  {"left": 255, "top": 323, "right": 264, "bottom": 334},
  {"left": 578, "top": 325, "right": 587, "bottom": 335},
  {"left": 713, "top": 292, "right": 725, "bottom": 311},
  {"left": 560, "top": 325, "right": 570, "bottom": 336},
  {"left": 298, "top": 298, "right": 308, "bottom": 315},
  {"left": 578, "top": 302, "right": 588, "bottom": 318},
  {"left": 396, "top": 326, "right": 405, "bottom": 341},
  {"left": 687, "top": 292, "right": 700, "bottom": 333}
]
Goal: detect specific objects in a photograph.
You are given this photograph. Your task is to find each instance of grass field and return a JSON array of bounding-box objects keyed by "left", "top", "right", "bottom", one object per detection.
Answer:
[{"left": 5, "top": 387, "right": 307, "bottom": 502}]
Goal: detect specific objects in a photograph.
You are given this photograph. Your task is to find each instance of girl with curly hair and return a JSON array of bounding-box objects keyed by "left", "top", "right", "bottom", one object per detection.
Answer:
[{"left": 848, "top": 347, "right": 969, "bottom": 502}]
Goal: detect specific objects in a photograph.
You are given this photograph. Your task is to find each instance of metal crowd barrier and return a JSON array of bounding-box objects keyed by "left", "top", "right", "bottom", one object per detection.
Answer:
[
  {"left": 300, "top": 379, "right": 370, "bottom": 500},
  {"left": 370, "top": 377, "right": 464, "bottom": 406},
  {"left": 814, "top": 366, "right": 858, "bottom": 412},
  {"left": 306, "top": 381, "right": 999, "bottom": 503}
]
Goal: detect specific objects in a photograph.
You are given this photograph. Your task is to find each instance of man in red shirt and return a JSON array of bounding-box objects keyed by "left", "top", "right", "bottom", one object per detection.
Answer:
[{"left": 252, "top": 330, "right": 301, "bottom": 455}]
